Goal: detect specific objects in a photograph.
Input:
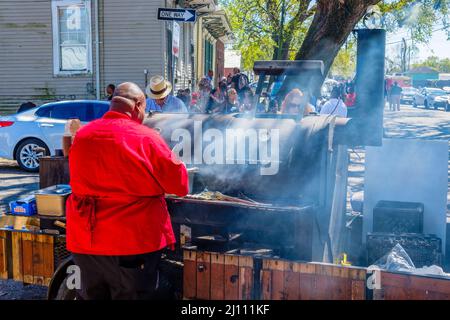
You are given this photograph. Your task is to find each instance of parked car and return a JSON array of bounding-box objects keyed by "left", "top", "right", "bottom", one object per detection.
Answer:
[
  {"left": 0, "top": 100, "right": 110, "bottom": 172},
  {"left": 433, "top": 94, "right": 450, "bottom": 111},
  {"left": 412, "top": 87, "right": 446, "bottom": 109},
  {"left": 400, "top": 87, "right": 418, "bottom": 104}
]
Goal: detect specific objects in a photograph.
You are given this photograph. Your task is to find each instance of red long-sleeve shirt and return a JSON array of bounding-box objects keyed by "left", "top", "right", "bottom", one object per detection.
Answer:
[{"left": 66, "top": 111, "right": 188, "bottom": 255}]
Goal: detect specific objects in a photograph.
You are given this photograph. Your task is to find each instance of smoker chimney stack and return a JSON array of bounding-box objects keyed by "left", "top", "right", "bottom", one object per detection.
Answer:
[{"left": 348, "top": 29, "right": 386, "bottom": 146}]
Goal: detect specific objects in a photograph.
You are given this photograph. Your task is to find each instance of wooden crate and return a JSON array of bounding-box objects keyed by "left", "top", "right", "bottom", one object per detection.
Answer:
[
  {"left": 11, "top": 231, "right": 68, "bottom": 286},
  {"left": 260, "top": 259, "right": 366, "bottom": 300},
  {"left": 183, "top": 249, "right": 254, "bottom": 300},
  {"left": 0, "top": 230, "right": 8, "bottom": 279},
  {"left": 373, "top": 271, "right": 450, "bottom": 300},
  {"left": 39, "top": 156, "right": 70, "bottom": 189}
]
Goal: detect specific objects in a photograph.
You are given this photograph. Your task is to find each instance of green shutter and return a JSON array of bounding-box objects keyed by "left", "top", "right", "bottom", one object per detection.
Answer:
[{"left": 204, "top": 40, "right": 213, "bottom": 75}]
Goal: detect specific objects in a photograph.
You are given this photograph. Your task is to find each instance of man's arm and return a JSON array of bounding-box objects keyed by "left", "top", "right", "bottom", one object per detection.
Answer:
[{"left": 145, "top": 133, "right": 189, "bottom": 197}]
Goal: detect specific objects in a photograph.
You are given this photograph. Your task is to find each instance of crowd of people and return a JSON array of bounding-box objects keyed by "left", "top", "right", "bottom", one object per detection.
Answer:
[{"left": 105, "top": 69, "right": 356, "bottom": 118}]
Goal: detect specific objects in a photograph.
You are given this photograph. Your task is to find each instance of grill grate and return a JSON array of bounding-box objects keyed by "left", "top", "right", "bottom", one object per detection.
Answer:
[{"left": 54, "top": 236, "right": 71, "bottom": 268}]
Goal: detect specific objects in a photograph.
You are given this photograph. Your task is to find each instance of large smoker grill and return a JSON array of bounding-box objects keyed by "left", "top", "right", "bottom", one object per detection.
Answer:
[{"left": 145, "top": 109, "right": 339, "bottom": 262}]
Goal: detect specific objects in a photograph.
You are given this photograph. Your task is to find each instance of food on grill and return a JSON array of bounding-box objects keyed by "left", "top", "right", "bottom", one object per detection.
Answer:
[{"left": 186, "top": 190, "right": 268, "bottom": 206}]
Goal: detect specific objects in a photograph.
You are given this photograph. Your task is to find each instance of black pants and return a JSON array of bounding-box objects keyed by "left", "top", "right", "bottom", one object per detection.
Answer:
[{"left": 72, "top": 251, "right": 162, "bottom": 300}]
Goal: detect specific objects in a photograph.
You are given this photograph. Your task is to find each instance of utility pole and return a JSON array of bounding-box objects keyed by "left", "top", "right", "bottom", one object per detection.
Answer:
[
  {"left": 277, "top": 0, "right": 286, "bottom": 60},
  {"left": 401, "top": 38, "right": 407, "bottom": 73}
]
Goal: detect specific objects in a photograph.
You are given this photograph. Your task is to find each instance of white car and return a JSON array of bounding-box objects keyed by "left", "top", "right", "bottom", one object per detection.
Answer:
[{"left": 0, "top": 100, "right": 110, "bottom": 172}]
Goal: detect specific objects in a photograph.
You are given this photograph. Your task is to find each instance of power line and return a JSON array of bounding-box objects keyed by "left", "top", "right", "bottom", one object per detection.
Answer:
[{"left": 386, "top": 26, "right": 449, "bottom": 45}]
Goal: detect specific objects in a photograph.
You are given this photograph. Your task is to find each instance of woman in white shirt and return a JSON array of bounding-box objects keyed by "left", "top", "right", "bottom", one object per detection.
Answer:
[{"left": 319, "top": 86, "right": 348, "bottom": 117}]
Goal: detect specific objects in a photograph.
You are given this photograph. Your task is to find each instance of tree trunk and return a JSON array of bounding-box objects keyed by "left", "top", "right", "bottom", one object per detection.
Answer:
[
  {"left": 278, "top": 0, "right": 380, "bottom": 98},
  {"left": 271, "top": 36, "right": 293, "bottom": 61}
]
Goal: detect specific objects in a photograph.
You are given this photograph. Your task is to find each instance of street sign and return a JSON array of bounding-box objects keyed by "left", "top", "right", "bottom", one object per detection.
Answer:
[{"left": 157, "top": 8, "right": 196, "bottom": 22}]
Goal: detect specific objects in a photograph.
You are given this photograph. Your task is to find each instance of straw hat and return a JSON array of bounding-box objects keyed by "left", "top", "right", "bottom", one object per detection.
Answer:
[{"left": 145, "top": 75, "right": 172, "bottom": 99}]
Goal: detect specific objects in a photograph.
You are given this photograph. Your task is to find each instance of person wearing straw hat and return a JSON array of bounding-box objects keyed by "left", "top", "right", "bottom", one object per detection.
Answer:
[{"left": 145, "top": 75, "right": 187, "bottom": 113}]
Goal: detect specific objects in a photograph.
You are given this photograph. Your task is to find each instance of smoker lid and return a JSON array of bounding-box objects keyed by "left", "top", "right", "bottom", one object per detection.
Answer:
[{"left": 145, "top": 113, "right": 336, "bottom": 204}]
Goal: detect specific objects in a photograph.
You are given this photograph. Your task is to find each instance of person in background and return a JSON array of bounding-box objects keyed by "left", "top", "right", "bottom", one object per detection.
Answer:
[
  {"left": 227, "top": 73, "right": 233, "bottom": 87},
  {"left": 280, "top": 89, "right": 314, "bottom": 116},
  {"left": 225, "top": 88, "right": 239, "bottom": 113},
  {"left": 176, "top": 89, "right": 184, "bottom": 98},
  {"left": 105, "top": 84, "right": 115, "bottom": 101},
  {"left": 231, "top": 67, "right": 250, "bottom": 100},
  {"left": 206, "top": 78, "right": 228, "bottom": 113},
  {"left": 145, "top": 75, "right": 187, "bottom": 113},
  {"left": 389, "top": 81, "right": 402, "bottom": 111},
  {"left": 182, "top": 88, "right": 192, "bottom": 108},
  {"left": 197, "top": 77, "right": 212, "bottom": 112},
  {"left": 268, "top": 99, "right": 279, "bottom": 113},
  {"left": 206, "top": 70, "right": 214, "bottom": 84},
  {"left": 66, "top": 82, "right": 189, "bottom": 300},
  {"left": 345, "top": 85, "right": 356, "bottom": 107},
  {"left": 239, "top": 87, "right": 255, "bottom": 113},
  {"left": 203, "top": 70, "right": 214, "bottom": 91},
  {"left": 319, "top": 86, "right": 348, "bottom": 117},
  {"left": 17, "top": 101, "right": 36, "bottom": 113},
  {"left": 189, "top": 92, "right": 202, "bottom": 113},
  {"left": 257, "top": 92, "right": 269, "bottom": 113}
]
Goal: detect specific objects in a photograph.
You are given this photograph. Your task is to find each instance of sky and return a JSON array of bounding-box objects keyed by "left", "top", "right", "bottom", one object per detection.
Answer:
[{"left": 386, "top": 25, "right": 450, "bottom": 63}]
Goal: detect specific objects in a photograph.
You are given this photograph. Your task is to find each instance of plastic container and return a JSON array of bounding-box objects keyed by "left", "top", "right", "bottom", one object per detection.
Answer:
[
  {"left": 35, "top": 184, "right": 72, "bottom": 217},
  {"left": 373, "top": 200, "right": 424, "bottom": 234},
  {"left": 9, "top": 195, "right": 37, "bottom": 216}
]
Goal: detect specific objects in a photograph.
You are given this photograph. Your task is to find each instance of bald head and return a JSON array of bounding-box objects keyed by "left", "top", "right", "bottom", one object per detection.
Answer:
[{"left": 110, "top": 82, "right": 146, "bottom": 123}]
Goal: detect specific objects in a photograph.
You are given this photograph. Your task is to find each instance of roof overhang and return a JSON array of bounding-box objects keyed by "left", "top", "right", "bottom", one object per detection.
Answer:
[
  {"left": 202, "top": 9, "right": 233, "bottom": 43},
  {"left": 183, "top": 0, "right": 218, "bottom": 13}
]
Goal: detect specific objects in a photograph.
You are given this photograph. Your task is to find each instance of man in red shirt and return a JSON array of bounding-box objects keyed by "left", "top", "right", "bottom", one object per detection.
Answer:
[{"left": 66, "top": 82, "right": 189, "bottom": 299}]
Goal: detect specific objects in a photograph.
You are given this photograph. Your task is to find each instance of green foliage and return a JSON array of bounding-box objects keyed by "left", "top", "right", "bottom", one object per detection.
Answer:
[
  {"left": 379, "top": 0, "right": 450, "bottom": 43},
  {"left": 412, "top": 56, "right": 450, "bottom": 72},
  {"left": 220, "top": 0, "right": 314, "bottom": 70},
  {"left": 330, "top": 43, "right": 357, "bottom": 78},
  {"left": 221, "top": 0, "right": 449, "bottom": 73}
]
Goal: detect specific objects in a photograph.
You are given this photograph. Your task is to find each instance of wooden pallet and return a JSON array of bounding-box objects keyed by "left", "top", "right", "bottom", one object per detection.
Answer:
[
  {"left": 260, "top": 259, "right": 366, "bottom": 300},
  {"left": 0, "top": 230, "right": 8, "bottom": 279},
  {"left": 39, "top": 156, "right": 70, "bottom": 189},
  {"left": 183, "top": 250, "right": 254, "bottom": 300},
  {"left": 183, "top": 249, "right": 366, "bottom": 300},
  {"left": 373, "top": 271, "right": 450, "bottom": 300},
  {"left": 11, "top": 232, "right": 55, "bottom": 286}
]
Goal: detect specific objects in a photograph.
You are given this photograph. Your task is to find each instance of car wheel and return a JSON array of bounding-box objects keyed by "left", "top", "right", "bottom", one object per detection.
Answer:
[{"left": 15, "top": 138, "right": 49, "bottom": 172}]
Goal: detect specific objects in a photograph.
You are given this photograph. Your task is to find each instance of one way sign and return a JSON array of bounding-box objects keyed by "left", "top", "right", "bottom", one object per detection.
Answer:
[{"left": 157, "top": 8, "right": 196, "bottom": 22}]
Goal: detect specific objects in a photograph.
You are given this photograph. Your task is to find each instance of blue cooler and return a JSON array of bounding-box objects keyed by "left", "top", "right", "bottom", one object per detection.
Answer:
[{"left": 9, "top": 195, "right": 37, "bottom": 216}]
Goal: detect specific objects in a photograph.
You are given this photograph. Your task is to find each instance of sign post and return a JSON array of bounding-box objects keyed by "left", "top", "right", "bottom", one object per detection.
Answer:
[
  {"left": 157, "top": 8, "right": 196, "bottom": 22},
  {"left": 172, "top": 21, "right": 180, "bottom": 58}
]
